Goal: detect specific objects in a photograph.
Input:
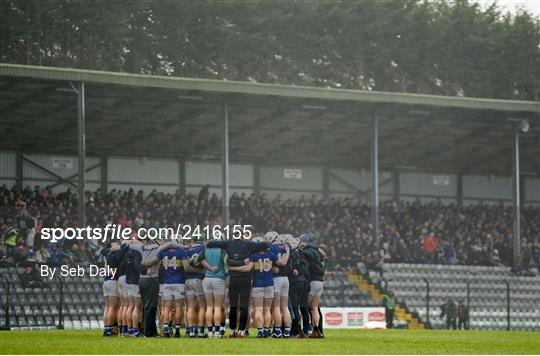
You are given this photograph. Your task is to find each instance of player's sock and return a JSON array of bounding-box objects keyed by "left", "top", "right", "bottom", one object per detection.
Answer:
[
  {"left": 220, "top": 323, "right": 226, "bottom": 334},
  {"left": 163, "top": 324, "right": 169, "bottom": 335},
  {"left": 264, "top": 328, "right": 270, "bottom": 337},
  {"left": 284, "top": 326, "right": 291, "bottom": 337},
  {"left": 257, "top": 328, "right": 264, "bottom": 337},
  {"left": 132, "top": 327, "right": 139, "bottom": 335},
  {"left": 273, "top": 328, "right": 282, "bottom": 337},
  {"left": 175, "top": 325, "right": 180, "bottom": 333},
  {"left": 128, "top": 327, "right": 133, "bottom": 335},
  {"left": 199, "top": 326, "right": 204, "bottom": 335}
]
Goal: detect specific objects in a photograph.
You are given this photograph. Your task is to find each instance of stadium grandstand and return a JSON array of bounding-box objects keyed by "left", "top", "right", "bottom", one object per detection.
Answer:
[{"left": 0, "top": 63, "right": 539, "bottom": 333}]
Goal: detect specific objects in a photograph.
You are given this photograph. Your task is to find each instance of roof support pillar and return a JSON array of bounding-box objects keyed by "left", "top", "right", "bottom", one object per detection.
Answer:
[
  {"left": 221, "top": 102, "right": 230, "bottom": 226},
  {"left": 457, "top": 173, "right": 463, "bottom": 207},
  {"left": 371, "top": 113, "right": 379, "bottom": 243},
  {"left": 15, "top": 151, "right": 23, "bottom": 190},
  {"left": 392, "top": 169, "right": 399, "bottom": 201},
  {"left": 77, "top": 82, "right": 86, "bottom": 228},
  {"left": 179, "top": 159, "right": 186, "bottom": 195},
  {"left": 512, "top": 123, "right": 521, "bottom": 272},
  {"left": 254, "top": 163, "right": 260, "bottom": 196},
  {"left": 100, "top": 156, "right": 107, "bottom": 193},
  {"left": 323, "top": 166, "right": 330, "bottom": 200}
]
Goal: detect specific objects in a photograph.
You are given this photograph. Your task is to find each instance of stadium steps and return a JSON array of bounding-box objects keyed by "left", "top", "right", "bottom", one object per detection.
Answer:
[{"left": 346, "top": 270, "right": 426, "bottom": 329}]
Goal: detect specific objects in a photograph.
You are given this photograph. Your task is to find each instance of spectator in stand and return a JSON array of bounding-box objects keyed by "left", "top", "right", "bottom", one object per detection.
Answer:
[
  {"left": 0, "top": 185, "right": 539, "bottom": 272},
  {"left": 440, "top": 298, "right": 457, "bottom": 330},
  {"left": 457, "top": 300, "right": 469, "bottom": 330},
  {"left": 423, "top": 233, "right": 437, "bottom": 264},
  {"left": 35, "top": 244, "right": 51, "bottom": 265},
  {"left": 20, "top": 261, "right": 43, "bottom": 288}
]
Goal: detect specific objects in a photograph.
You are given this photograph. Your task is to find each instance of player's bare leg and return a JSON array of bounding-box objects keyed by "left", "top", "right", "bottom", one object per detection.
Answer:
[
  {"left": 213, "top": 293, "right": 225, "bottom": 337},
  {"left": 173, "top": 298, "right": 184, "bottom": 337},
  {"left": 263, "top": 297, "right": 273, "bottom": 337},
  {"left": 252, "top": 295, "right": 264, "bottom": 337},
  {"left": 196, "top": 295, "right": 207, "bottom": 337},
  {"left": 131, "top": 296, "right": 142, "bottom": 336},
  {"left": 161, "top": 299, "right": 172, "bottom": 337},
  {"left": 309, "top": 295, "right": 321, "bottom": 338},
  {"left": 107, "top": 296, "right": 119, "bottom": 335},
  {"left": 204, "top": 292, "right": 214, "bottom": 337},
  {"left": 271, "top": 293, "right": 283, "bottom": 337},
  {"left": 186, "top": 296, "right": 197, "bottom": 337},
  {"left": 280, "top": 295, "right": 292, "bottom": 338}
]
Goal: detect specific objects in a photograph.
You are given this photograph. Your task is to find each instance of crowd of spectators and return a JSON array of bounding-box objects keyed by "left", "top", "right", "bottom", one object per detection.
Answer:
[{"left": 1, "top": 184, "right": 539, "bottom": 273}]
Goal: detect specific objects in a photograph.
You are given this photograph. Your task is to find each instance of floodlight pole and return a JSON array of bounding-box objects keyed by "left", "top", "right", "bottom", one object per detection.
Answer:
[
  {"left": 77, "top": 82, "right": 86, "bottom": 228},
  {"left": 371, "top": 113, "right": 379, "bottom": 243},
  {"left": 511, "top": 123, "right": 521, "bottom": 272},
  {"left": 221, "top": 102, "right": 230, "bottom": 226}
]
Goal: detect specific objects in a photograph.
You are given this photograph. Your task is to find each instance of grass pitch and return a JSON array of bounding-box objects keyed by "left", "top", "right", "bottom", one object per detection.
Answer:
[{"left": 0, "top": 329, "right": 539, "bottom": 354}]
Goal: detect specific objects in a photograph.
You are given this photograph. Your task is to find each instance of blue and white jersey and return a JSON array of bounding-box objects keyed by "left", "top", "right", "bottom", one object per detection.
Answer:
[
  {"left": 158, "top": 247, "right": 188, "bottom": 284},
  {"left": 250, "top": 251, "right": 278, "bottom": 288},
  {"left": 270, "top": 244, "right": 287, "bottom": 277}
]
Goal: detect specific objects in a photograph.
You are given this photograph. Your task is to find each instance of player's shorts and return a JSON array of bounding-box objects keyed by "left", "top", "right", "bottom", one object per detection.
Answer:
[
  {"left": 202, "top": 277, "right": 226, "bottom": 295},
  {"left": 252, "top": 286, "right": 274, "bottom": 299},
  {"left": 117, "top": 275, "right": 127, "bottom": 298},
  {"left": 309, "top": 280, "right": 324, "bottom": 297},
  {"left": 273, "top": 276, "right": 289, "bottom": 296},
  {"left": 185, "top": 278, "right": 204, "bottom": 299},
  {"left": 103, "top": 279, "right": 118, "bottom": 298},
  {"left": 162, "top": 283, "right": 185, "bottom": 300},
  {"left": 126, "top": 283, "right": 141, "bottom": 298}
]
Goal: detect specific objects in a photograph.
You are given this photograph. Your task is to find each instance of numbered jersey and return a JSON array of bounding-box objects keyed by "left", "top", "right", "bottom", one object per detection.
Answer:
[
  {"left": 185, "top": 244, "right": 205, "bottom": 280},
  {"left": 158, "top": 247, "right": 188, "bottom": 284},
  {"left": 249, "top": 251, "right": 278, "bottom": 287}
]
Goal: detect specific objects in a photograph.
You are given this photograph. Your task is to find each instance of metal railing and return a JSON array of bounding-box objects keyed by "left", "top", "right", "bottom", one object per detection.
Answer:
[{"left": 1, "top": 274, "right": 64, "bottom": 331}]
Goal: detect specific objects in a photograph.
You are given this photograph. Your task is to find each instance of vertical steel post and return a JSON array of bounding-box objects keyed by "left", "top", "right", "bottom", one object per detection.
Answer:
[
  {"left": 221, "top": 102, "right": 230, "bottom": 226},
  {"left": 512, "top": 124, "right": 521, "bottom": 272},
  {"left": 505, "top": 280, "right": 510, "bottom": 331},
  {"left": 424, "top": 278, "right": 430, "bottom": 327},
  {"left": 466, "top": 281, "right": 471, "bottom": 330},
  {"left": 371, "top": 114, "right": 379, "bottom": 243},
  {"left": 77, "top": 82, "right": 86, "bottom": 228},
  {"left": 58, "top": 277, "right": 64, "bottom": 330},
  {"left": 3, "top": 276, "right": 10, "bottom": 330}
]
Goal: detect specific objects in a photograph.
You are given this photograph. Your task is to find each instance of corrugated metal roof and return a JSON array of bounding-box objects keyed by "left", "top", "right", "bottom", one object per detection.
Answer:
[{"left": 1, "top": 63, "right": 538, "bottom": 113}]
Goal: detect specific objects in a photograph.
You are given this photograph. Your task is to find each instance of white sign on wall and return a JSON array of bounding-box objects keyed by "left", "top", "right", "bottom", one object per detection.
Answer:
[
  {"left": 321, "top": 307, "right": 386, "bottom": 329},
  {"left": 52, "top": 158, "right": 73, "bottom": 169},
  {"left": 432, "top": 175, "right": 450, "bottom": 186},
  {"left": 284, "top": 168, "right": 302, "bottom": 179}
]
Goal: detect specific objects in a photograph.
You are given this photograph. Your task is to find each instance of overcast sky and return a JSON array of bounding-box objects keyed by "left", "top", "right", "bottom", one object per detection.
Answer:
[{"left": 477, "top": 0, "right": 540, "bottom": 17}]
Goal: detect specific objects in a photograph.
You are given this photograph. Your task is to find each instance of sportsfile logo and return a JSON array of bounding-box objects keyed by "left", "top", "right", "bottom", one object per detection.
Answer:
[{"left": 40, "top": 224, "right": 252, "bottom": 243}]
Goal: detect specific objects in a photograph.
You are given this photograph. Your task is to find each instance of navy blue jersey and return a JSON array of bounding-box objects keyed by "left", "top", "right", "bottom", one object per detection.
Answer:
[
  {"left": 125, "top": 249, "right": 142, "bottom": 285},
  {"left": 158, "top": 247, "right": 187, "bottom": 284},
  {"left": 185, "top": 244, "right": 205, "bottom": 280},
  {"left": 270, "top": 244, "right": 288, "bottom": 277},
  {"left": 117, "top": 243, "right": 129, "bottom": 277},
  {"left": 250, "top": 251, "right": 278, "bottom": 287},
  {"left": 100, "top": 245, "right": 115, "bottom": 281}
]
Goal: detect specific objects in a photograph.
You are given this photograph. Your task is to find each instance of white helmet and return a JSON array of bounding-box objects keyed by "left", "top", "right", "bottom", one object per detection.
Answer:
[
  {"left": 289, "top": 238, "right": 300, "bottom": 250},
  {"left": 274, "top": 234, "right": 288, "bottom": 244},
  {"left": 252, "top": 236, "right": 266, "bottom": 243},
  {"left": 265, "top": 231, "right": 279, "bottom": 243}
]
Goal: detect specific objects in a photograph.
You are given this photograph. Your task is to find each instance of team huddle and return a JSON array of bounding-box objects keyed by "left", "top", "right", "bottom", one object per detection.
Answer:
[{"left": 100, "top": 230, "right": 328, "bottom": 339}]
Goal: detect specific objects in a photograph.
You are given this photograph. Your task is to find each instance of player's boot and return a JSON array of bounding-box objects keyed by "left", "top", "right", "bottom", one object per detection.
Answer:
[{"left": 310, "top": 327, "right": 321, "bottom": 338}]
